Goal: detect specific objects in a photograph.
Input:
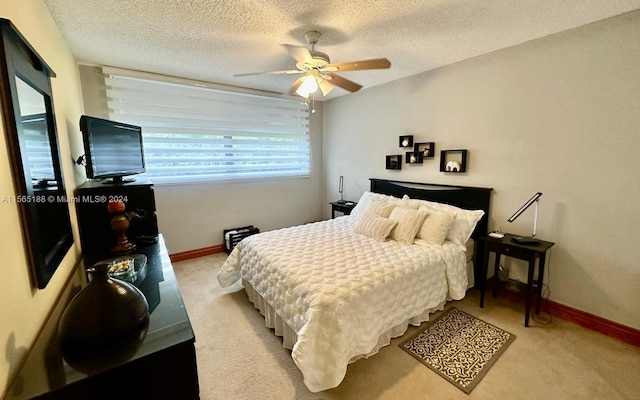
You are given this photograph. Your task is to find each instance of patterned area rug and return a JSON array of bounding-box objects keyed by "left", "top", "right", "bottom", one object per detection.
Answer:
[{"left": 400, "top": 307, "right": 515, "bottom": 393}]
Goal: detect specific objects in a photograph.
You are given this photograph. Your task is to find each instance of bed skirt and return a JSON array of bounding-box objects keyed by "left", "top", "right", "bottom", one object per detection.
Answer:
[{"left": 242, "top": 279, "right": 446, "bottom": 365}]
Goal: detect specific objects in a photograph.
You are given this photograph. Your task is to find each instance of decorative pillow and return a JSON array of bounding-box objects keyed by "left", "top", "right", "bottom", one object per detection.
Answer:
[
  {"left": 417, "top": 207, "right": 457, "bottom": 245},
  {"left": 388, "top": 206, "right": 429, "bottom": 245},
  {"left": 368, "top": 201, "right": 395, "bottom": 218},
  {"left": 354, "top": 199, "right": 394, "bottom": 220},
  {"left": 350, "top": 192, "right": 393, "bottom": 219},
  {"left": 412, "top": 198, "right": 484, "bottom": 247},
  {"left": 353, "top": 213, "right": 397, "bottom": 242},
  {"left": 398, "top": 195, "right": 423, "bottom": 209}
]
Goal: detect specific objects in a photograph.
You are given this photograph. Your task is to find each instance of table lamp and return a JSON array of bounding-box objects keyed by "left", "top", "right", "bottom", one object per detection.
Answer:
[
  {"left": 508, "top": 192, "right": 543, "bottom": 244},
  {"left": 337, "top": 176, "right": 346, "bottom": 204}
]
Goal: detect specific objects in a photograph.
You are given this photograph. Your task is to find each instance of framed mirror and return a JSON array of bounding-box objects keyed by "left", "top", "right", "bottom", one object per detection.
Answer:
[{"left": 0, "top": 19, "right": 73, "bottom": 288}]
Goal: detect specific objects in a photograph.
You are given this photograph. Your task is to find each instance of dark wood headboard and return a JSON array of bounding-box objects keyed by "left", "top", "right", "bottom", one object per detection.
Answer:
[{"left": 369, "top": 178, "right": 493, "bottom": 240}]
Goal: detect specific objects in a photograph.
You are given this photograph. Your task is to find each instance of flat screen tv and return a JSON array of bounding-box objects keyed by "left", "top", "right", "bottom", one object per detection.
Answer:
[{"left": 80, "top": 115, "right": 145, "bottom": 183}]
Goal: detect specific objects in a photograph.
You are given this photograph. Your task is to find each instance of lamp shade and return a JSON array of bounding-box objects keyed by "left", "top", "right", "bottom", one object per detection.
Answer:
[{"left": 296, "top": 75, "right": 319, "bottom": 97}]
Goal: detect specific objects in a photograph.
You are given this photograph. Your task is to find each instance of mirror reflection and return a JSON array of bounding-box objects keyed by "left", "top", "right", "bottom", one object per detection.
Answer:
[
  {"left": 16, "top": 77, "right": 57, "bottom": 186},
  {"left": 16, "top": 76, "right": 72, "bottom": 269}
]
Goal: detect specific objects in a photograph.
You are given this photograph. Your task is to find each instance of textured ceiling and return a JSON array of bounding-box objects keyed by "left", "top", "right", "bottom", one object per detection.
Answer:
[{"left": 43, "top": 0, "right": 640, "bottom": 100}]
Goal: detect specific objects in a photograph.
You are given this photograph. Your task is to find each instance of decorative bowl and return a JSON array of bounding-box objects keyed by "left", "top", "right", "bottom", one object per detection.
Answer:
[{"left": 107, "top": 254, "right": 147, "bottom": 283}]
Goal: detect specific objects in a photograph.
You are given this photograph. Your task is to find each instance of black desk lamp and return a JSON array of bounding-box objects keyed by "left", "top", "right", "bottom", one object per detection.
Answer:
[{"left": 508, "top": 192, "right": 543, "bottom": 244}]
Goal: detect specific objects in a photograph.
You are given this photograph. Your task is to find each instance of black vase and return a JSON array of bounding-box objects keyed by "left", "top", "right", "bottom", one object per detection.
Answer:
[{"left": 58, "top": 261, "right": 149, "bottom": 370}]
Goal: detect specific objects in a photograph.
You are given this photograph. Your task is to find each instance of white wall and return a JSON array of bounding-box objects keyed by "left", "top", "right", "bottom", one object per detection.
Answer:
[
  {"left": 78, "top": 66, "right": 324, "bottom": 254},
  {"left": 0, "top": 0, "right": 86, "bottom": 396},
  {"left": 323, "top": 11, "right": 640, "bottom": 329}
]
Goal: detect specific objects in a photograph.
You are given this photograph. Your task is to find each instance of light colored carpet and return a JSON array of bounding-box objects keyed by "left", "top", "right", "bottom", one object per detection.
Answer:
[{"left": 173, "top": 254, "right": 640, "bottom": 400}]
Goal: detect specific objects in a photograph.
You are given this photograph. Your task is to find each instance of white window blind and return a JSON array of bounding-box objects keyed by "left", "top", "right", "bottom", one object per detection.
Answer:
[
  {"left": 22, "top": 113, "right": 55, "bottom": 181},
  {"left": 103, "top": 69, "right": 310, "bottom": 184}
]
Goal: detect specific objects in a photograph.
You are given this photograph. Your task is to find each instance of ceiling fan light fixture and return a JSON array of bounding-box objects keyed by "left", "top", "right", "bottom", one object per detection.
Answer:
[
  {"left": 296, "top": 75, "right": 319, "bottom": 97},
  {"left": 317, "top": 76, "right": 334, "bottom": 96},
  {"left": 236, "top": 30, "right": 391, "bottom": 98}
]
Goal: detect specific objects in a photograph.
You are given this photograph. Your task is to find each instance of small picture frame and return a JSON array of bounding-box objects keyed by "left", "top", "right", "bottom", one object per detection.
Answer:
[
  {"left": 414, "top": 142, "right": 435, "bottom": 158},
  {"left": 385, "top": 155, "right": 402, "bottom": 170},
  {"left": 405, "top": 151, "right": 424, "bottom": 164},
  {"left": 399, "top": 135, "right": 413, "bottom": 148}
]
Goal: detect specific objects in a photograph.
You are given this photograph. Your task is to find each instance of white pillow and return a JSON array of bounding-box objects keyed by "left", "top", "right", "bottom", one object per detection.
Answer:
[
  {"left": 415, "top": 199, "right": 484, "bottom": 247},
  {"left": 399, "top": 195, "right": 424, "bottom": 209},
  {"left": 354, "top": 213, "right": 397, "bottom": 242},
  {"left": 388, "top": 206, "right": 428, "bottom": 245},
  {"left": 417, "top": 207, "right": 457, "bottom": 245},
  {"left": 350, "top": 192, "right": 393, "bottom": 219}
]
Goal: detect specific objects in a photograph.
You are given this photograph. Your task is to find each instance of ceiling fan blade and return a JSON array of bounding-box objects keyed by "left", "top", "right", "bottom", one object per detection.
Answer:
[
  {"left": 326, "top": 73, "right": 362, "bottom": 92},
  {"left": 281, "top": 44, "right": 313, "bottom": 64},
  {"left": 323, "top": 58, "right": 391, "bottom": 72},
  {"left": 234, "top": 69, "right": 304, "bottom": 77}
]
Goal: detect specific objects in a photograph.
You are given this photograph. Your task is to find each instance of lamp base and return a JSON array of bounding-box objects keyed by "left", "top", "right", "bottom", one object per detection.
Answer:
[{"left": 511, "top": 236, "right": 540, "bottom": 245}]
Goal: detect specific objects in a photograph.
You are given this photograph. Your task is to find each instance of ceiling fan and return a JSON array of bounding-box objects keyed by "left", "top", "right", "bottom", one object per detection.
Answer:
[{"left": 234, "top": 31, "right": 391, "bottom": 98}]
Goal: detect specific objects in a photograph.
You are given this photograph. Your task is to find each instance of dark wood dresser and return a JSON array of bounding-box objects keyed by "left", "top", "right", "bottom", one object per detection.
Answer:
[{"left": 6, "top": 235, "right": 199, "bottom": 399}]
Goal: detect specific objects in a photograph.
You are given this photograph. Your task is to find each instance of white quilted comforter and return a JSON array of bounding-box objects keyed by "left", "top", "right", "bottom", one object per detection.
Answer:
[{"left": 217, "top": 216, "right": 468, "bottom": 392}]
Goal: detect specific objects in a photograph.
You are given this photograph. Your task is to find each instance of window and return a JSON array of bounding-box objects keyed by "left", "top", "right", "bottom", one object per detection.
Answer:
[{"left": 103, "top": 68, "right": 310, "bottom": 184}]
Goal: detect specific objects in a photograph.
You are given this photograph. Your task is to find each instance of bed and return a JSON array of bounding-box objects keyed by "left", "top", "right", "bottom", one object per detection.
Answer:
[{"left": 217, "top": 179, "right": 492, "bottom": 392}]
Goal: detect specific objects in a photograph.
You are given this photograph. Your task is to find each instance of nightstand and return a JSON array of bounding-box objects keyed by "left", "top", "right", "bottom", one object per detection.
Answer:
[
  {"left": 330, "top": 201, "right": 356, "bottom": 218},
  {"left": 478, "top": 233, "right": 555, "bottom": 327}
]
